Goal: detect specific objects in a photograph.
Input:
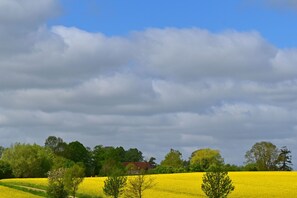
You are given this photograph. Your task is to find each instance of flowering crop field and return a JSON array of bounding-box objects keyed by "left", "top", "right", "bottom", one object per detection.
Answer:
[
  {"left": 1, "top": 172, "right": 297, "bottom": 197},
  {"left": 0, "top": 185, "right": 43, "bottom": 198}
]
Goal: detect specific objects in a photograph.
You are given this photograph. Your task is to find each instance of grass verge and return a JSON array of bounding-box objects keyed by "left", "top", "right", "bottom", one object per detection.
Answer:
[
  {"left": 0, "top": 182, "right": 46, "bottom": 197},
  {"left": 0, "top": 181, "right": 102, "bottom": 198}
]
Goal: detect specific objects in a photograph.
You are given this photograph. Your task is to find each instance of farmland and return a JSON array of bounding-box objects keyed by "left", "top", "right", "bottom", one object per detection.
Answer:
[
  {"left": 0, "top": 185, "right": 43, "bottom": 198},
  {"left": 1, "top": 172, "right": 297, "bottom": 197}
]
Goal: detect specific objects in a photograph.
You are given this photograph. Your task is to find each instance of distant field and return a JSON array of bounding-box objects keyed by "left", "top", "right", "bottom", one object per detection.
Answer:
[{"left": 1, "top": 172, "right": 297, "bottom": 197}]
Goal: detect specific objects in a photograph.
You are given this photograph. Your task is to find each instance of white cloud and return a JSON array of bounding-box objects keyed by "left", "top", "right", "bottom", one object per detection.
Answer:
[
  {"left": 0, "top": 0, "right": 60, "bottom": 56},
  {"left": 0, "top": 0, "right": 59, "bottom": 25},
  {"left": 1, "top": 0, "right": 297, "bottom": 165},
  {"left": 272, "top": 49, "right": 297, "bottom": 76},
  {"left": 134, "top": 28, "right": 277, "bottom": 81}
]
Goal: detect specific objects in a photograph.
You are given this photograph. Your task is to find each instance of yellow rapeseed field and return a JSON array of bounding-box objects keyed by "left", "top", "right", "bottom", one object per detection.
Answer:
[
  {"left": 0, "top": 185, "right": 43, "bottom": 198},
  {"left": 2, "top": 172, "right": 297, "bottom": 197}
]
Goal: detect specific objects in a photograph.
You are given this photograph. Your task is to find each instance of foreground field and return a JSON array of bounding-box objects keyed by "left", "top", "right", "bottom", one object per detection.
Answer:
[
  {"left": 1, "top": 172, "right": 297, "bottom": 197},
  {"left": 0, "top": 185, "right": 43, "bottom": 198}
]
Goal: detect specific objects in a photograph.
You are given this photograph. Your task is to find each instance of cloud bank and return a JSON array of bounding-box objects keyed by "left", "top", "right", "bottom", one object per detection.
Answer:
[{"left": 1, "top": 0, "right": 297, "bottom": 165}]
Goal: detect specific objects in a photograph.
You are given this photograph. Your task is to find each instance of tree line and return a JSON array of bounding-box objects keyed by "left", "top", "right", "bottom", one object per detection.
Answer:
[
  {"left": 0, "top": 136, "right": 144, "bottom": 178},
  {"left": 157, "top": 142, "right": 293, "bottom": 173},
  {"left": 0, "top": 137, "right": 293, "bottom": 179}
]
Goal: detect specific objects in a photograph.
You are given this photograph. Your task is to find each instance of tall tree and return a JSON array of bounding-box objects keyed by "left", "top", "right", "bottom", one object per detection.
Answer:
[
  {"left": 45, "top": 136, "right": 68, "bottom": 156},
  {"left": 2, "top": 143, "right": 53, "bottom": 178},
  {"left": 64, "top": 141, "right": 89, "bottom": 163},
  {"left": 0, "top": 160, "right": 13, "bottom": 179},
  {"left": 64, "top": 141, "right": 93, "bottom": 176},
  {"left": 0, "top": 146, "right": 5, "bottom": 158},
  {"left": 92, "top": 145, "right": 125, "bottom": 176},
  {"left": 190, "top": 148, "right": 223, "bottom": 172},
  {"left": 148, "top": 157, "right": 157, "bottom": 168},
  {"left": 124, "top": 148, "right": 143, "bottom": 162},
  {"left": 160, "top": 149, "right": 183, "bottom": 169},
  {"left": 245, "top": 141, "right": 279, "bottom": 171},
  {"left": 277, "top": 146, "right": 293, "bottom": 171},
  {"left": 116, "top": 146, "right": 126, "bottom": 162},
  {"left": 92, "top": 145, "right": 105, "bottom": 175}
]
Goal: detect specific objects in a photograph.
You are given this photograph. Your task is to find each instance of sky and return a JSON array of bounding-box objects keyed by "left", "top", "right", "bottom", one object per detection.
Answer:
[{"left": 1, "top": 0, "right": 297, "bottom": 166}]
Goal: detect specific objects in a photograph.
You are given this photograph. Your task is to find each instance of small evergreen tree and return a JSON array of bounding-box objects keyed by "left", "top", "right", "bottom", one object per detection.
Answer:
[
  {"left": 201, "top": 166, "right": 234, "bottom": 198},
  {"left": 277, "top": 146, "right": 293, "bottom": 171}
]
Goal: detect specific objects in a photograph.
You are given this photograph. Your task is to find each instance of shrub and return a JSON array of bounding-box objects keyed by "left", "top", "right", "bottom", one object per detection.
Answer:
[
  {"left": 47, "top": 168, "right": 68, "bottom": 198},
  {"left": 47, "top": 164, "right": 85, "bottom": 198},
  {"left": 64, "top": 164, "right": 85, "bottom": 198}
]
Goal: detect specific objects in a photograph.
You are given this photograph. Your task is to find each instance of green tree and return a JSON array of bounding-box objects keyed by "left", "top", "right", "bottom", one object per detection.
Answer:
[
  {"left": 125, "top": 172, "right": 156, "bottom": 198},
  {"left": 0, "top": 160, "right": 13, "bottom": 179},
  {"left": 45, "top": 136, "right": 67, "bottom": 155},
  {"left": 92, "top": 145, "right": 105, "bottom": 175},
  {"left": 93, "top": 145, "right": 124, "bottom": 176},
  {"left": 160, "top": 149, "right": 183, "bottom": 169},
  {"left": 64, "top": 141, "right": 88, "bottom": 163},
  {"left": 52, "top": 156, "right": 75, "bottom": 170},
  {"left": 64, "top": 141, "right": 93, "bottom": 176},
  {"left": 115, "top": 146, "right": 126, "bottom": 162},
  {"left": 243, "top": 163, "right": 258, "bottom": 171},
  {"left": 64, "top": 164, "right": 85, "bottom": 198},
  {"left": 245, "top": 141, "right": 279, "bottom": 171},
  {"left": 0, "top": 146, "right": 5, "bottom": 158},
  {"left": 190, "top": 148, "right": 223, "bottom": 172},
  {"left": 201, "top": 166, "right": 235, "bottom": 198},
  {"left": 125, "top": 148, "right": 144, "bottom": 162},
  {"left": 2, "top": 143, "right": 53, "bottom": 178},
  {"left": 101, "top": 158, "right": 124, "bottom": 176},
  {"left": 103, "top": 170, "right": 127, "bottom": 198},
  {"left": 277, "top": 146, "right": 292, "bottom": 171},
  {"left": 148, "top": 157, "right": 157, "bottom": 168},
  {"left": 47, "top": 168, "right": 68, "bottom": 198}
]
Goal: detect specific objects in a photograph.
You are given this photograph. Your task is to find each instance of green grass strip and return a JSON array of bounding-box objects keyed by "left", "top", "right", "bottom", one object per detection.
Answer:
[
  {"left": 0, "top": 181, "right": 102, "bottom": 198},
  {"left": 1, "top": 181, "right": 47, "bottom": 190},
  {"left": 0, "top": 182, "right": 47, "bottom": 197}
]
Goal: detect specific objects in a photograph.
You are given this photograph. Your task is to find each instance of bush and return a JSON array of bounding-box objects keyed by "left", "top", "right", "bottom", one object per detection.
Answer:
[
  {"left": 47, "top": 168, "right": 68, "bottom": 198},
  {"left": 150, "top": 165, "right": 186, "bottom": 174},
  {"left": 64, "top": 164, "right": 85, "bottom": 198},
  {"left": 190, "top": 163, "right": 204, "bottom": 172},
  {"left": 47, "top": 164, "right": 85, "bottom": 198},
  {"left": 222, "top": 164, "right": 243, "bottom": 172},
  {"left": 243, "top": 163, "right": 258, "bottom": 171}
]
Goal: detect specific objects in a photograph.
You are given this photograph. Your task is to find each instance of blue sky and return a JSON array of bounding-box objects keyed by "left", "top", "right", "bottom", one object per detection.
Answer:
[
  {"left": 1, "top": 0, "right": 297, "bottom": 166},
  {"left": 49, "top": 0, "right": 297, "bottom": 48}
]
